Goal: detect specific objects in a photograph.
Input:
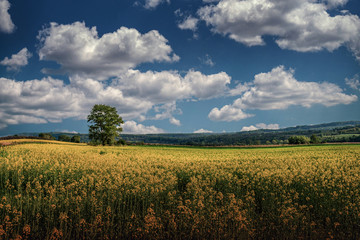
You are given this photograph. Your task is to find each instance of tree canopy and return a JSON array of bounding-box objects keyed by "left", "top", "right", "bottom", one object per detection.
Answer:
[
  {"left": 71, "top": 135, "right": 81, "bottom": 143},
  {"left": 288, "top": 135, "right": 310, "bottom": 144},
  {"left": 58, "top": 135, "right": 71, "bottom": 142},
  {"left": 87, "top": 104, "right": 124, "bottom": 145}
]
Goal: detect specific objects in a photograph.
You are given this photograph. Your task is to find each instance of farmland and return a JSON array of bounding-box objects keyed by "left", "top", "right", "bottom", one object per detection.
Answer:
[{"left": 1, "top": 140, "right": 360, "bottom": 239}]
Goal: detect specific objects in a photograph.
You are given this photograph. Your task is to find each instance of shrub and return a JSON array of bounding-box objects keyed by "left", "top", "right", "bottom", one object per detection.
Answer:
[{"left": 288, "top": 135, "right": 310, "bottom": 144}]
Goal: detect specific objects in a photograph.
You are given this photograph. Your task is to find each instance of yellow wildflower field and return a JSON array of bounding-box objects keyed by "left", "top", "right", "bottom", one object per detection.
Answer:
[{"left": 0, "top": 140, "right": 359, "bottom": 239}]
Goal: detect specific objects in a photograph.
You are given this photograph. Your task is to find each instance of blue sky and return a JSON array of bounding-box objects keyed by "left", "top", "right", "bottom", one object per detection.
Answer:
[{"left": 0, "top": 0, "right": 360, "bottom": 135}]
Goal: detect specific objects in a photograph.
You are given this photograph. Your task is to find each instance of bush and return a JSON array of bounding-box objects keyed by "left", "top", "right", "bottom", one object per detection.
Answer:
[
  {"left": 117, "top": 139, "right": 127, "bottom": 145},
  {"left": 71, "top": 135, "right": 81, "bottom": 143},
  {"left": 58, "top": 135, "right": 71, "bottom": 142},
  {"left": 39, "top": 133, "right": 56, "bottom": 140},
  {"left": 288, "top": 135, "right": 310, "bottom": 144},
  {"left": 310, "top": 134, "right": 320, "bottom": 144}
]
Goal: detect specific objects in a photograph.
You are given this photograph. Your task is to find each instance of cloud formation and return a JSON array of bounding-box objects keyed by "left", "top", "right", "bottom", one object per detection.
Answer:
[
  {"left": 0, "top": 0, "right": 15, "bottom": 33},
  {"left": 0, "top": 48, "right": 32, "bottom": 71},
  {"left": 0, "top": 76, "right": 152, "bottom": 129},
  {"left": 152, "top": 102, "right": 182, "bottom": 126},
  {"left": 323, "top": 0, "right": 348, "bottom": 8},
  {"left": 0, "top": 67, "right": 231, "bottom": 129},
  {"left": 209, "top": 66, "right": 357, "bottom": 121},
  {"left": 198, "top": 0, "right": 360, "bottom": 60},
  {"left": 122, "top": 120, "right": 164, "bottom": 134},
  {"left": 209, "top": 105, "right": 254, "bottom": 122},
  {"left": 115, "top": 69, "right": 231, "bottom": 102},
  {"left": 193, "top": 128, "right": 213, "bottom": 133},
  {"left": 200, "top": 54, "right": 215, "bottom": 67},
  {"left": 345, "top": 74, "right": 360, "bottom": 90},
  {"left": 144, "top": 0, "right": 170, "bottom": 9},
  {"left": 178, "top": 16, "right": 199, "bottom": 31},
  {"left": 38, "top": 22, "right": 179, "bottom": 79},
  {"left": 241, "top": 123, "right": 279, "bottom": 132}
]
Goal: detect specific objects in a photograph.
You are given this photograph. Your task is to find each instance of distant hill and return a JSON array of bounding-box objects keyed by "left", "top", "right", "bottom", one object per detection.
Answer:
[
  {"left": 11, "top": 121, "right": 360, "bottom": 146},
  {"left": 278, "top": 121, "right": 360, "bottom": 132}
]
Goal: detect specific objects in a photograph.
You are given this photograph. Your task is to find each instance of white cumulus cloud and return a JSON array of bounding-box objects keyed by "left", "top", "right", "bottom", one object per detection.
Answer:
[
  {"left": 236, "top": 66, "right": 357, "bottom": 109},
  {"left": 1, "top": 48, "right": 32, "bottom": 71},
  {"left": 0, "top": 76, "right": 154, "bottom": 129},
  {"left": 122, "top": 120, "right": 164, "bottom": 134},
  {"left": 323, "top": 0, "right": 348, "bottom": 9},
  {"left": 209, "top": 105, "right": 254, "bottom": 121},
  {"left": 152, "top": 102, "right": 182, "bottom": 126},
  {"left": 178, "top": 16, "right": 199, "bottom": 31},
  {"left": 114, "top": 69, "right": 231, "bottom": 102},
  {"left": 198, "top": 0, "right": 360, "bottom": 61},
  {"left": 0, "top": 66, "right": 231, "bottom": 129},
  {"left": 241, "top": 123, "right": 279, "bottom": 132},
  {"left": 209, "top": 65, "right": 357, "bottom": 121},
  {"left": 38, "top": 21, "right": 179, "bottom": 79},
  {"left": 169, "top": 117, "right": 181, "bottom": 126},
  {"left": 185, "top": 70, "right": 231, "bottom": 99},
  {"left": 194, "top": 128, "right": 213, "bottom": 133},
  {"left": 0, "top": 0, "right": 15, "bottom": 33}
]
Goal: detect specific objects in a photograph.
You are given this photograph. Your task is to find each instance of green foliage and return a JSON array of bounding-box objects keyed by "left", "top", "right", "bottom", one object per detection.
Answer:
[
  {"left": 58, "top": 135, "right": 71, "bottom": 142},
  {"left": 71, "top": 135, "right": 81, "bottom": 143},
  {"left": 288, "top": 135, "right": 310, "bottom": 144},
  {"left": 116, "top": 139, "right": 127, "bottom": 145},
  {"left": 310, "top": 134, "right": 320, "bottom": 144},
  {"left": 38, "top": 133, "right": 55, "bottom": 140},
  {"left": 87, "top": 104, "right": 124, "bottom": 146}
]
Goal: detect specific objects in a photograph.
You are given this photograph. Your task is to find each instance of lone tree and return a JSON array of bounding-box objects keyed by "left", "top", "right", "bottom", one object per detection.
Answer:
[{"left": 87, "top": 104, "right": 124, "bottom": 145}]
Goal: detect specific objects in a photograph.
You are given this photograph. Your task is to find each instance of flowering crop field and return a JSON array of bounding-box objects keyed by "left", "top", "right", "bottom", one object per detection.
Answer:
[{"left": 0, "top": 140, "right": 360, "bottom": 239}]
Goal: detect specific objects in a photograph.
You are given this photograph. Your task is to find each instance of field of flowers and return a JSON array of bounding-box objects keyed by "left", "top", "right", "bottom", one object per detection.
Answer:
[{"left": 0, "top": 140, "right": 360, "bottom": 239}]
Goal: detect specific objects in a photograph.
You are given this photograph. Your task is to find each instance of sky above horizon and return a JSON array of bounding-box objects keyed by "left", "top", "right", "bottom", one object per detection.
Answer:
[{"left": 1, "top": 0, "right": 360, "bottom": 136}]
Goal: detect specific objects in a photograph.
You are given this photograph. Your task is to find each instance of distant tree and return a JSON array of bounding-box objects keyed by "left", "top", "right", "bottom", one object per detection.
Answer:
[
  {"left": 71, "top": 135, "right": 81, "bottom": 143},
  {"left": 58, "top": 135, "right": 71, "bottom": 142},
  {"left": 288, "top": 136, "right": 310, "bottom": 144},
  {"left": 87, "top": 104, "right": 124, "bottom": 145},
  {"left": 116, "top": 139, "right": 127, "bottom": 145},
  {"left": 310, "top": 134, "right": 320, "bottom": 144},
  {"left": 39, "top": 133, "right": 55, "bottom": 140}
]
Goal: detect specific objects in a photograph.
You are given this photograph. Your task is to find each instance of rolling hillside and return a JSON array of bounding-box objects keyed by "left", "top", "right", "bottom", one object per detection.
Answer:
[{"left": 6, "top": 121, "right": 360, "bottom": 146}]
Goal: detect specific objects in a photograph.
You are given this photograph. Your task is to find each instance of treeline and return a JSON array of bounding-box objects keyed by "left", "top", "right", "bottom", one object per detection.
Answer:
[
  {"left": 7, "top": 122, "right": 360, "bottom": 146},
  {"left": 37, "top": 133, "right": 82, "bottom": 143},
  {"left": 120, "top": 124, "right": 360, "bottom": 146},
  {"left": 0, "top": 135, "right": 42, "bottom": 141}
]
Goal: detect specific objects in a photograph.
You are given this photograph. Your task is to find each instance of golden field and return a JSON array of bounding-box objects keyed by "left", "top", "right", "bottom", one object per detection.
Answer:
[{"left": 0, "top": 140, "right": 360, "bottom": 239}]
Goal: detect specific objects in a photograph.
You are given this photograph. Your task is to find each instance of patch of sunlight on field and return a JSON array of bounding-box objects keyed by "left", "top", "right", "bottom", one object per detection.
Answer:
[{"left": 0, "top": 141, "right": 360, "bottom": 239}]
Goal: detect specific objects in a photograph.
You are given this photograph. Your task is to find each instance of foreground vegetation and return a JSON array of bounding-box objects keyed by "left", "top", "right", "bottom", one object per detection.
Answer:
[{"left": 1, "top": 140, "right": 360, "bottom": 239}]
